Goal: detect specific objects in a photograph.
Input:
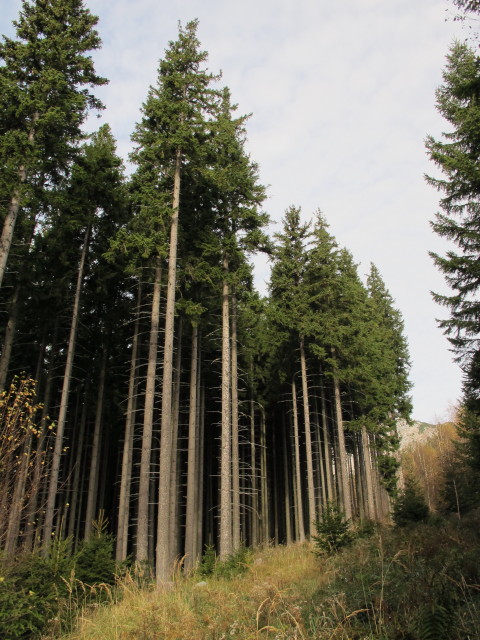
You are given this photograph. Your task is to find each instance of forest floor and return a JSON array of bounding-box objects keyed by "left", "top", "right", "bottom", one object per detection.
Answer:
[
  {"left": 52, "top": 515, "right": 480, "bottom": 640},
  {"left": 54, "top": 542, "right": 323, "bottom": 640}
]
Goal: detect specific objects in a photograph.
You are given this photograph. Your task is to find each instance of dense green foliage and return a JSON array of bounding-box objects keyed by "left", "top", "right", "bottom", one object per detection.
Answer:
[
  {"left": 426, "top": 39, "right": 480, "bottom": 510},
  {"left": 0, "top": 0, "right": 107, "bottom": 291},
  {"left": 305, "top": 516, "right": 480, "bottom": 639},
  {"left": 0, "top": 2, "right": 414, "bottom": 598},
  {"left": 75, "top": 518, "right": 117, "bottom": 586},
  {"left": 312, "top": 501, "right": 353, "bottom": 555},
  {"left": 392, "top": 478, "right": 430, "bottom": 527},
  {"left": 197, "top": 545, "right": 253, "bottom": 580},
  {"left": 0, "top": 527, "right": 117, "bottom": 640}
]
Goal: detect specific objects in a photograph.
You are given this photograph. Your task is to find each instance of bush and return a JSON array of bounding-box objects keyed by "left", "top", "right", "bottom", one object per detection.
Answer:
[
  {"left": 0, "top": 518, "right": 119, "bottom": 639},
  {"left": 392, "top": 478, "right": 429, "bottom": 527},
  {"left": 305, "top": 519, "right": 480, "bottom": 639},
  {"left": 75, "top": 517, "right": 117, "bottom": 585},
  {"left": 197, "top": 545, "right": 253, "bottom": 579},
  {"left": 0, "top": 539, "right": 74, "bottom": 639},
  {"left": 214, "top": 546, "right": 253, "bottom": 579},
  {"left": 312, "top": 501, "right": 353, "bottom": 555},
  {"left": 354, "top": 518, "right": 377, "bottom": 539},
  {"left": 197, "top": 545, "right": 217, "bottom": 578}
]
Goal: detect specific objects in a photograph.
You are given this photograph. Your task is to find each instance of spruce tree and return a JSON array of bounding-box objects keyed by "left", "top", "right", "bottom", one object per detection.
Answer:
[
  {"left": 269, "top": 207, "right": 316, "bottom": 533},
  {"left": 42, "top": 125, "right": 126, "bottom": 550},
  {"left": 426, "top": 41, "right": 480, "bottom": 480},
  {"left": 0, "top": 0, "right": 107, "bottom": 288},
  {"left": 130, "top": 19, "right": 221, "bottom": 578},
  {"left": 426, "top": 42, "right": 480, "bottom": 375}
]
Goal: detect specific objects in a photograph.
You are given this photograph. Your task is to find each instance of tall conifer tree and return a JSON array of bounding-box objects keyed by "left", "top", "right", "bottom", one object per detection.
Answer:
[
  {"left": 0, "top": 0, "right": 106, "bottom": 288},
  {"left": 130, "top": 20, "right": 221, "bottom": 578}
]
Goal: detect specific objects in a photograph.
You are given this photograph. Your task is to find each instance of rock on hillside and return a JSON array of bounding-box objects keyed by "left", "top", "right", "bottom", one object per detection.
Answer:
[{"left": 397, "top": 420, "right": 437, "bottom": 450}]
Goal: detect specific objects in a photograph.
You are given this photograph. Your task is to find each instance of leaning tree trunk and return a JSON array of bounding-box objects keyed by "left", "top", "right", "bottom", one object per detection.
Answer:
[
  {"left": 156, "top": 147, "right": 182, "bottom": 583},
  {"left": 0, "top": 125, "right": 39, "bottom": 287},
  {"left": 136, "top": 258, "right": 162, "bottom": 564},
  {"left": 0, "top": 211, "right": 42, "bottom": 390},
  {"left": 0, "top": 116, "right": 38, "bottom": 290},
  {"left": 0, "top": 281, "right": 21, "bottom": 391},
  {"left": 0, "top": 185, "right": 24, "bottom": 290},
  {"left": 116, "top": 281, "right": 142, "bottom": 562},
  {"left": 219, "top": 256, "right": 232, "bottom": 560},
  {"left": 300, "top": 338, "right": 316, "bottom": 536},
  {"left": 42, "top": 224, "right": 90, "bottom": 552}
]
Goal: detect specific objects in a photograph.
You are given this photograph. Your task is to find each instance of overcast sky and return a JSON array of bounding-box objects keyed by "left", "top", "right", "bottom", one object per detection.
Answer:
[{"left": 3, "top": 0, "right": 471, "bottom": 422}]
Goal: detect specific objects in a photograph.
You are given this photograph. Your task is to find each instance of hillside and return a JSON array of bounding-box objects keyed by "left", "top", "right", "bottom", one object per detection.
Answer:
[
  {"left": 397, "top": 419, "right": 438, "bottom": 449},
  {"left": 48, "top": 515, "right": 480, "bottom": 640}
]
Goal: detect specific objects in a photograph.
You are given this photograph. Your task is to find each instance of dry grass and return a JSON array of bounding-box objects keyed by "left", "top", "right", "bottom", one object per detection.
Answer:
[{"left": 56, "top": 542, "right": 328, "bottom": 640}]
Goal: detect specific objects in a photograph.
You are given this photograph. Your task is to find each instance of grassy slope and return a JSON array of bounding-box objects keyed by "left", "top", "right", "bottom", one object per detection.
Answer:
[
  {"left": 57, "top": 543, "right": 326, "bottom": 640},
  {"left": 54, "top": 514, "right": 480, "bottom": 640}
]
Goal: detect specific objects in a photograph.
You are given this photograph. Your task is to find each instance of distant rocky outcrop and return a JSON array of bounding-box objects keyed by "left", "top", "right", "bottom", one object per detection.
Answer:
[{"left": 396, "top": 420, "right": 437, "bottom": 450}]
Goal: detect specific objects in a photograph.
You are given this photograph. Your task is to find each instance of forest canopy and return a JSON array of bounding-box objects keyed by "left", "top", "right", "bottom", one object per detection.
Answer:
[{"left": 0, "top": 1, "right": 412, "bottom": 584}]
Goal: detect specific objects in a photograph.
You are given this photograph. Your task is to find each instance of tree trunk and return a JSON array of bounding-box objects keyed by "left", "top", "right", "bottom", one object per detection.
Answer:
[
  {"left": 84, "top": 348, "right": 107, "bottom": 538},
  {"left": 313, "top": 394, "right": 327, "bottom": 511},
  {"left": 184, "top": 323, "right": 199, "bottom": 572},
  {"left": 272, "top": 425, "right": 279, "bottom": 544},
  {"left": 168, "top": 317, "right": 183, "bottom": 563},
  {"left": 195, "top": 375, "right": 205, "bottom": 560},
  {"left": 361, "top": 425, "right": 376, "bottom": 520},
  {"left": 250, "top": 395, "right": 258, "bottom": 547},
  {"left": 0, "top": 281, "right": 20, "bottom": 391},
  {"left": 259, "top": 406, "right": 268, "bottom": 543},
  {"left": 291, "top": 379, "right": 305, "bottom": 542},
  {"left": 281, "top": 413, "right": 292, "bottom": 544},
  {"left": 67, "top": 384, "right": 89, "bottom": 540},
  {"left": 231, "top": 292, "right": 241, "bottom": 551},
  {"left": 43, "top": 224, "right": 90, "bottom": 552},
  {"left": 319, "top": 375, "right": 334, "bottom": 502},
  {"left": 156, "top": 146, "right": 182, "bottom": 583},
  {"left": 116, "top": 281, "right": 142, "bottom": 562},
  {"left": 300, "top": 338, "right": 316, "bottom": 536},
  {"left": 352, "top": 434, "right": 363, "bottom": 519},
  {"left": 23, "top": 326, "right": 58, "bottom": 550},
  {"left": 0, "top": 117, "right": 37, "bottom": 290},
  {"left": 219, "top": 256, "right": 232, "bottom": 560},
  {"left": 4, "top": 434, "right": 32, "bottom": 557},
  {"left": 332, "top": 356, "right": 352, "bottom": 520},
  {"left": 136, "top": 258, "right": 162, "bottom": 564}
]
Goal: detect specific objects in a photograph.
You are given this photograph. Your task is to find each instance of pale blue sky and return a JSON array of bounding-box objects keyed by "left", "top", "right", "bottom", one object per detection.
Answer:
[{"left": 2, "top": 0, "right": 469, "bottom": 421}]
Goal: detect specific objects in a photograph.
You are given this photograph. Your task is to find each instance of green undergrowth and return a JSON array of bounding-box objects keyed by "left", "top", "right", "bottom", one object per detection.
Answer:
[
  {"left": 36, "top": 513, "right": 480, "bottom": 640},
  {"left": 0, "top": 521, "right": 120, "bottom": 640},
  {"left": 304, "top": 511, "right": 480, "bottom": 639}
]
